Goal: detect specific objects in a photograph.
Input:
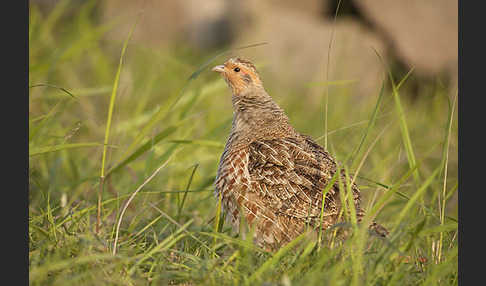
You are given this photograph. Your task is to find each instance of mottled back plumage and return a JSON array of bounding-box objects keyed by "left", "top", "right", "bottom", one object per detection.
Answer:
[{"left": 212, "top": 57, "right": 387, "bottom": 250}]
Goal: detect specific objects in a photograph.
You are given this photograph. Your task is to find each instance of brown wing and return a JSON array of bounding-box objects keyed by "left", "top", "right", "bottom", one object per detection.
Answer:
[{"left": 248, "top": 135, "right": 362, "bottom": 226}]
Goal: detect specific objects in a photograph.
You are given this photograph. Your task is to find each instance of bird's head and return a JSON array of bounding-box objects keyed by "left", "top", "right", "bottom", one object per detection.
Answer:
[{"left": 212, "top": 57, "right": 263, "bottom": 94}]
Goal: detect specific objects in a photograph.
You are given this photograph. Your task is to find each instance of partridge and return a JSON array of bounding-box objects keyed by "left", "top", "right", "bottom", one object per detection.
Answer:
[{"left": 212, "top": 57, "right": 387, "bottom": 251}]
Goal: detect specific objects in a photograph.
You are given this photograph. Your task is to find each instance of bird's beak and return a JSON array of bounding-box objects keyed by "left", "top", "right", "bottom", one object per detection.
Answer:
[{"left": 211, "top": 65, "right": 225, "bottom": 73}]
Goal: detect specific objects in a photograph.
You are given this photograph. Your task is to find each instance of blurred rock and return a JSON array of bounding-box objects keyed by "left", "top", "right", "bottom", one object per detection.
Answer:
[
  {"left": 234, "top": 1, "right": 387, "bottom": 98},
  {"left": 98, "top": 0, "right": 456, "bottom": 94},
  {"left": 100, "top": 0, "right": 388, "bottom": 97},
  {"left": 352, "top": 0, "right": 458, "bottom": 82},
  {"left": 267, "top": 0, "right": 329, "bottom": 18},
  {"left": 101, "top": 0, "right": 249, "bottom": 51},
  {"left": 183, "top": 0, "right": 250, "bottom": 51},
  {"left": 101, "top": 0, "right": 185, "bottom": 48}
]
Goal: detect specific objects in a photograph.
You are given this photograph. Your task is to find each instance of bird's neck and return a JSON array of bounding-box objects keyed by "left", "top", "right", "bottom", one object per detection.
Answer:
[{"left": 229, "top": 86, "right": 293, "bottom": 142}]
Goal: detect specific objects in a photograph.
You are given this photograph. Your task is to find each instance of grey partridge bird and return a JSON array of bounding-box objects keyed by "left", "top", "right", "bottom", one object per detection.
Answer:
[{"left": 212, "top": 57, "right": 387, "bottom": 251}]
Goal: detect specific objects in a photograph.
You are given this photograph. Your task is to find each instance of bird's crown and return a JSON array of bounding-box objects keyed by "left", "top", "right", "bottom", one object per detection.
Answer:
[
  {"left": 212, "top": 57, "right": 263, "bottom": 94},
  {"left": 226, "top": 57, "right": 258, "bottom": 74}
]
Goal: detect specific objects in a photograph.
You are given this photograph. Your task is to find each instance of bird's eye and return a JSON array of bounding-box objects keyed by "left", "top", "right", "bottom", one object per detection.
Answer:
[{"left": 234, "top": 67, "right": 240, "bottom": 72}]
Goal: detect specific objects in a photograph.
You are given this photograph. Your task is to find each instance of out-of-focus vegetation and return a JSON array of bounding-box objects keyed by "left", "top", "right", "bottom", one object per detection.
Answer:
[{"left": 29, "top": 1, "right": 457, "bottom": 285}]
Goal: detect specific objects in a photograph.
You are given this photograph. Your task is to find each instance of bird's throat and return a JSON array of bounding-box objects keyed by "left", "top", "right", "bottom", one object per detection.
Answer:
[{"left": 230, "top": 88, "right": 291, "bottom": 141}]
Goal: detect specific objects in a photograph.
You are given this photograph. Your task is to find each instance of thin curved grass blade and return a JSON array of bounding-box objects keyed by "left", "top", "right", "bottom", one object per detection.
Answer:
[{"left": 30, "top": 142, "right": 106, "bottom": 157}]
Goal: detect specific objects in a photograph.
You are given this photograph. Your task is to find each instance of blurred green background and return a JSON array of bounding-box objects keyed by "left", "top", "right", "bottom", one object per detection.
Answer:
[{"left": 29, "top": 0, "right": 458, "bottom": 285}]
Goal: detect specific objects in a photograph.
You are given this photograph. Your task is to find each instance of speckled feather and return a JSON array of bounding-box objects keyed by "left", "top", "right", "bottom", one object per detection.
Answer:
[{"left": 213, "top": 57, "right": 387, "bottom": 250}]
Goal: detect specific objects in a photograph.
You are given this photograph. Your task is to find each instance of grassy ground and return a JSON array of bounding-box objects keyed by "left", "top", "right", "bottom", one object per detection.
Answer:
[{"left": 29, "top": 2, "right": 458, "bottom": 285}]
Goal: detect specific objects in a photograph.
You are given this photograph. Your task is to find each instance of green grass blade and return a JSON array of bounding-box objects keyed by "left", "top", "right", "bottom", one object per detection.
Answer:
[
  {"left": 438, "top": 90, "right": 458, "bottom": 262},
  {"left": 105, "top": 124, "right": 179, "bottom": 177},
  {"left": 373, "top": 48, "right": 420, "bottom": 184},
  {"left": 248, "top": 232, "right": 306, "bottom": 284},
  {"left": 96, "top": 14, "right": 140, "bottom": 234},
  {"left": 149, "top": 203, "right": 216, "bottom": 256},
  {"left": 29, "top": 142, "right": 105, "bottom": 156},
  {"left": 365, "top": 164, "right": 419, "bottom": 222},
  {"left": 347, "top": 81, "right": 385, "bottom": 165},
  {"left": 30, "top": 254, "right": 120, "bottom": 281},
  {"left": 317, "top": 171, "right": 339, "bottom": 250},
  {"left": 419, "top": 222, "right": 458, "bottom": 237},
  {"left": 132, "top": 214, "right": 163, "bottom": 238},
  {"left": 391, "top": 76, "right": 420, "bottom": 184},
  {"left": 344, "top": 168, "right": 358, "bottom": 227},
  {"left": 199, "top": 232, "right": 262, "bottom": 252},
  {"left": 177, "top": 164, "right": 199, "bottom": 220},
  {"left": 100, "top": 15, "right": 139, "bottom": 178},
  {"left": 29, "top": 83, "right": 76, "bottom": 98},
  {"left": 213, "top": 190, "right": 224, "bottom": 254},
  {"left": 323, "top": 0, "right": 343, "bottom": 150},
  {"left": 393, "top": 165, "right": 441, "bottom": 232},
  {"left": 29, "top": 100, "right": 66, "bottom": 143},
  {"left": 128, "top": 220, "right": 192, "bottom": 274}
]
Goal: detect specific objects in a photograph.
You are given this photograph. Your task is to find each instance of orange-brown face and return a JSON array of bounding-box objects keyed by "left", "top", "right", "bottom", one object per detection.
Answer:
[{"left": 212, "top": 58, "right": 262, "bottom": 94}]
